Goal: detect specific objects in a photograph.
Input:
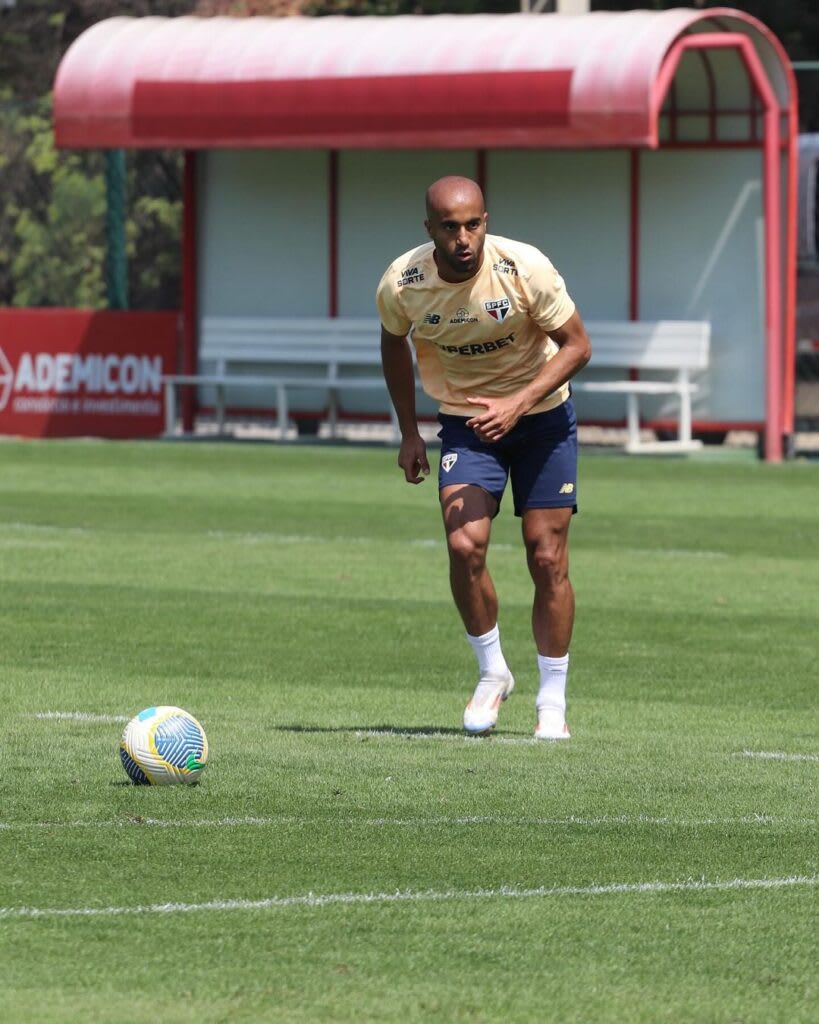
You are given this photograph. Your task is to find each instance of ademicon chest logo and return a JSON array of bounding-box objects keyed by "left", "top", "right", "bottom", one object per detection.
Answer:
[{"left": 0, "top": 345, "right": 162, "bottom": 413}]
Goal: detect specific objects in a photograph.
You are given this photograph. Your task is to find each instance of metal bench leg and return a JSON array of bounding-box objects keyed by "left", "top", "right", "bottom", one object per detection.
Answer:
[
  {"left": 328, "top": 388, "right": 339, "bottom": 439},
  {"left": 678, "top": 370, "right": 693, "bottom": 445},
  {"left": 277, "top": 385, "right": 289, "bottom": 439},
  {"left": 216, "top": 385, "right": 225, "bottom": 434},
  {"left": 626, "top": 393, "right": 640, "bottom": 450}
]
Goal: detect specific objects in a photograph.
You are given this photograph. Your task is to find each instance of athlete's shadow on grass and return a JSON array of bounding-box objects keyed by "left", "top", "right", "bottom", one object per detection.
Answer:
[{"left": 269, "top": 724, "right": 531, "bottom": 738}]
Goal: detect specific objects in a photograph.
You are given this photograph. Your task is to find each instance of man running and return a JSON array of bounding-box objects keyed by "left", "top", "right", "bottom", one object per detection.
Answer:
[{"left": 377, "top": 176, "right": 591, "bottom": 739}]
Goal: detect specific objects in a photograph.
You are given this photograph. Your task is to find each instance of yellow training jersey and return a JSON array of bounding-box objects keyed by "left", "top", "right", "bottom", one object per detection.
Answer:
[{"left": 376, "top": 234, "right": 576, "bottom": 417}]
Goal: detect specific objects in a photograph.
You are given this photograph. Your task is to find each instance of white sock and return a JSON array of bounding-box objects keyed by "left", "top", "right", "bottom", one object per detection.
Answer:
[
  {"left": 466, "top": 625, "right": 510, "bottom": 679},
  {"left": 536, "top": 653, "right": 569, "bottom": 716}
]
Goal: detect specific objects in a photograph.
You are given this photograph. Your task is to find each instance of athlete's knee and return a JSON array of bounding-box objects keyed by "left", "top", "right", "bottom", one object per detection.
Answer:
[
  {"left": 447, "top": 527, "right": 488, "bottom": 575},
  {"left": 526, "top": 535, "right": 569, "bottom": 585}
]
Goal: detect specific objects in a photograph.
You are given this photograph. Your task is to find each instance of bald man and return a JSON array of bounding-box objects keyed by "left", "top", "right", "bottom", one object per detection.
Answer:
[{"left": 376, "top": 176, "right": 591, "bottom": 739}]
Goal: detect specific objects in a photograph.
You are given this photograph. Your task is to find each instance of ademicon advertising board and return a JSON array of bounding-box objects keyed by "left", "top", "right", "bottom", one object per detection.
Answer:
[{"left": 0, "top": 310, "right": 177, "bottom": 438}]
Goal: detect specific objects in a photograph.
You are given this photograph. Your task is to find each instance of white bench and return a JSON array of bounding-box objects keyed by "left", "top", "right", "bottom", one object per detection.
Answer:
[
  {"left": 163, "top": 317, "right": 410, "bottom": 438},
  {"left": 571, "top": 320, "right": 710, "bottom": 453},
  {"left": 163, "top": 317, "right": 710, "bottom": 450}
]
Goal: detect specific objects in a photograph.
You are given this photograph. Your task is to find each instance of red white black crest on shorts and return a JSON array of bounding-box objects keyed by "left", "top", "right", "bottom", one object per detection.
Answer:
[
  {"left": 484, "top": 298, "right": 511, "bottom": 322},
  {"left": 441, "top": 453, "right": 458, "bottom": 473}
]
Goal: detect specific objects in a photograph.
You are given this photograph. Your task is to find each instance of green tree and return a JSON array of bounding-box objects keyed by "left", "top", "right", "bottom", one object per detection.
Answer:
[
  {"left": 0, "top": 95, "right": 182, "bottom": 309},
  {"left": 127, "top": 151, "right": 183, "bottom": 310},
  {"left": 0, "top": 95, "right": 106, "bottom": 307},
  {"left": 0, "top": 1, "right": 191, "bottom": 309}
]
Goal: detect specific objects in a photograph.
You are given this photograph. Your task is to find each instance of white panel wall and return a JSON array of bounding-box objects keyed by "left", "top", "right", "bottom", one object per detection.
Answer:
[
  {"left": 198, "top": 150, "right": 329, "bottom": 318},
  {"left": 337, "top": 150, "right": 477, "bottom": 317},
  {"left": 486, "top": 150, "right": 631, "bottom": 320},
  {"left": 195, "top": 145, "right": 770, "bottom": 427},
  {"left": 639, "top": 149, "right": 765, "bottom": 422}
]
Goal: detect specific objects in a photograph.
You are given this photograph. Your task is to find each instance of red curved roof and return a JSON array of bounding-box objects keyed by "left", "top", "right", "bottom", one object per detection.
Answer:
[{"left": 53, "top": 10, "right": 791, "bottom": 150}]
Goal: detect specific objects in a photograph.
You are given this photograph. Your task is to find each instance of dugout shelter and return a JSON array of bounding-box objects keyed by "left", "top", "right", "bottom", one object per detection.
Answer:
[{"left": 53, "top": 8, "right": 798, "bottom": 460}]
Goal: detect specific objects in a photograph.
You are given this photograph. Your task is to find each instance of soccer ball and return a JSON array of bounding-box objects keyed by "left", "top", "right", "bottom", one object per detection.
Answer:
[{"left": 120, "top": 706, "right": 208, "bottom": 786}]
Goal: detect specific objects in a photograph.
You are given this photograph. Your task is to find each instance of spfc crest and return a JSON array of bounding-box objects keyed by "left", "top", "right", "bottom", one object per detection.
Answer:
[
  {"left": 484, "top": 298, "right": 511, "bottom": 322},
  {"left": 441, "top": 453, "right": 458, "bottom": 473}
]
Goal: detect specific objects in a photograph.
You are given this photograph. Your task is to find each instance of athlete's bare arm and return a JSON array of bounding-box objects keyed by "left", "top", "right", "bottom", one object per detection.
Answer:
[
  {"left": 466, "top": 310, "right": 592, "bottom": 443},
  {"left": 380, "top": 326, "right": 431, "bottom": 484}
]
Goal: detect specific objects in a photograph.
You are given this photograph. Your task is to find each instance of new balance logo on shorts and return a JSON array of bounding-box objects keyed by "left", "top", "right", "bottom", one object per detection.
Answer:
[{"left": 559, "top": 483, "right": 575, "bottom": 494}]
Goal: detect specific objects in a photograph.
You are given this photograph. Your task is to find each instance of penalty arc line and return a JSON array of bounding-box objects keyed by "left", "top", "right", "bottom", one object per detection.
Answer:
[
  {"left": 0, "top": 876, "right": 814, "bottom": 921},
  {"left": 30, "top": 711, "right": 130, "bottom": 723}
]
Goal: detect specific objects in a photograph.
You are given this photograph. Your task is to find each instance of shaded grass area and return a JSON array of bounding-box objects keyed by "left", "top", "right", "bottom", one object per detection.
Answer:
[{"left": 0, "top": 440, "right": 816, "bottom": 1022}]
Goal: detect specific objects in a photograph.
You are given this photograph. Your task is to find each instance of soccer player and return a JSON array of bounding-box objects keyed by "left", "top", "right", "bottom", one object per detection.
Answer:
[{"left": 377, "top": 176, "right": 591, "bottom": 739}]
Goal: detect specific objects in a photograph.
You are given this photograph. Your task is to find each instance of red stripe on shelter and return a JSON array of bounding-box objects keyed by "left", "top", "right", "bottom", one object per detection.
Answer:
[{"left": 131, "top": 71, "right": 573, "bottom": 147}]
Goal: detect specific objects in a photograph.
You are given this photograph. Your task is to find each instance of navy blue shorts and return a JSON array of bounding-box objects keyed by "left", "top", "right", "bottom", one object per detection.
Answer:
[{"left": 437, "top": 399, "right": 578, "bottom": 517}]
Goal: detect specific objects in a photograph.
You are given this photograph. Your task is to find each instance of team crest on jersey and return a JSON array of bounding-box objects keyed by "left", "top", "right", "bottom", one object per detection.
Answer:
[
  {"left": 484, "top": 298, "right": 511, "bottom": 322},
  {"left": 441, "top": 453, "right": 458, "bottom": 473}
]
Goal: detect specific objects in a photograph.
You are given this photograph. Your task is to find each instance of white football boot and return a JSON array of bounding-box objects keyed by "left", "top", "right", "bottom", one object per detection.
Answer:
[
  {"left": 463, "top": 670, "right": 515, "bottom": 735},
  {"left": 534, "top": 704, "right": 570, "bottom": 741}
]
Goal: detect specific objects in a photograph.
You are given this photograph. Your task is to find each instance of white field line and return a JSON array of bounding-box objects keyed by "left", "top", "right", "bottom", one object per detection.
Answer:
[
  {"left": 28, "top": 721, "right": 816, "bottom": 762},
  {"left": 624, "top": 547, "right": 728, "bottom": 560},
  {"left": 1, "top": 522, "right": 91, "bottom": 536},
  {"left": 358, "top": 732, "right": 819, "bottom": 755},
  {"left": 5, "top": 522, "right": 727, "bottom": 561},
  {"left": 1, "top": 813, "right": 813, "bottom": 832},
  {"left": 356, "top": 729, "right": 537, "bottom": 744},
  {"left": 29, "top": 711, "right": 129, "bottom": 723},
  {"left": 0, "top": 875, "right": 814, "bottom": 922},
  {"left": 210, "top": 532, "right": 725, "bottom": 559},
  {"left": 737, "top": 750, "right": 819, "bottom": 763}
]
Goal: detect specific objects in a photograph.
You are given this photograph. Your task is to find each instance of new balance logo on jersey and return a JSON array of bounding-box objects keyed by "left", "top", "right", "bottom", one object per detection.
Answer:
[
  {"left": 484, "top": 298, "right": 511, "bottom": 322},
  {"left": 559, "top": 483, "right": 575, "bottom": 494},
  {"left": 423, "top": 313, "right": 441, "bottom": 325},
  {"left": 441, "top": 453, "right": 458, "bottom": 472}
]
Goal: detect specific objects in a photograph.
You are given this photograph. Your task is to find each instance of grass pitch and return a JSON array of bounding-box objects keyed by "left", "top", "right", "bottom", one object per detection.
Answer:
[{"left": 0, "top": 439, "right": 816, "bottom": 1023}]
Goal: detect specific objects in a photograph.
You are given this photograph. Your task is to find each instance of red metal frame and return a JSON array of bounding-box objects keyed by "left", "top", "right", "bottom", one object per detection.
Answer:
[
  {"left": 657, "top": 141, "right": 776, "bottom": 150},
  {"left": 652, "top": 32, "right": 791, "bottom": 462},
  {"left": 629, "top": 149, "right": 640, "bottom": 324},
  {"left": 328, "top": 150, "right": 339, "bottom": 318},
  {"left": 181, "top": 150, "right": 198, "bottom": 432},
  {"left": 582, "top": 417, "right": 764, "bottom": 434},
  {"left": 782, "top": 77, "right": 799, "bottom": 446}
]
